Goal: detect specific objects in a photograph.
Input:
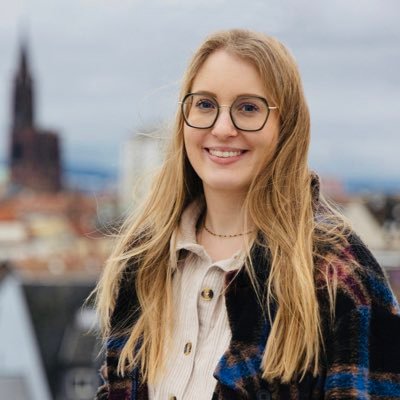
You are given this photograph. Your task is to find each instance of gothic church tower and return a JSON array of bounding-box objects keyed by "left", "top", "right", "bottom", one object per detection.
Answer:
[
  {"left": 12, "top": 41, "right": 34, "bottom": 133},
  {"left": 9, "top": 39, "right": 62, "bottom": 192}
]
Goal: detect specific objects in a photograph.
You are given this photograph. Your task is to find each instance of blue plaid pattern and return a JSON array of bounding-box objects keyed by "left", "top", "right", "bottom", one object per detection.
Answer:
[{"left": 96, "top": 176, "right": 400, "bottom": 399}]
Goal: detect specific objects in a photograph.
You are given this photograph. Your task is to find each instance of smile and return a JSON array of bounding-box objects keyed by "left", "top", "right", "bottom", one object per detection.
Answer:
[{"left": 206, "top": 148, "right": 247, "bottom": 158}]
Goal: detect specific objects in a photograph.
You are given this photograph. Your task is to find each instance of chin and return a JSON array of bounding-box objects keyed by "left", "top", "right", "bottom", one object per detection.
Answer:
[{"left": 204, "top": 179, "right": 250, "bottom": 194}]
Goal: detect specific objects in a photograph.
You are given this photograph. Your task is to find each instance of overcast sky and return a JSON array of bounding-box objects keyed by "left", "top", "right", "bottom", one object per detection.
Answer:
[{"left": 0, "top": 0, "right": 399, "bottom": 182}]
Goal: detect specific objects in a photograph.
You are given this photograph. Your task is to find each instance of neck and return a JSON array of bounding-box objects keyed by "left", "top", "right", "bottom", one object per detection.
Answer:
[{"left": 202, "top": 186, "right": 253, "bottom": 235}]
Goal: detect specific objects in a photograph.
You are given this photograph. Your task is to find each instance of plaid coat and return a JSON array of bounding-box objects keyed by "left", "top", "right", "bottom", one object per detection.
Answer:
[{"left": 96, "top": 184, "right": 400, "bottom": 400}]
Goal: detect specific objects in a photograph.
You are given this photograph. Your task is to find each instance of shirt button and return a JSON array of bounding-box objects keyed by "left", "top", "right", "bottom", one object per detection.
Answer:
[
  {"left": 201, "top": 288, "right": 214, "bottom": 301},
  {"left": 184, "top": 342, "right": 192, "bottom": 355},
  {"left": 168, "top": 396, "right": 177, "bottom": 400}
]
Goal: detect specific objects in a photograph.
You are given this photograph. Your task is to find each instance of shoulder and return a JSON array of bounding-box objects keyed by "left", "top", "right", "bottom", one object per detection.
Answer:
[
  {"left": 315, "top": 231, "right": 400, "bottom": 317},
  {"left": 109, "top": 230, "right": 151, "bottom": 330},
  {"left": 110, "top": 258, "right": 141, "bottom": 333},
  {"left": 315, "top": 233, "right": 400, "bottom": 397},
  {"left": 346, "top": 233, "right": 399, "bottom": 308},
  {"left": 315, "top": 232, "right": 400, "bottom": 396}
]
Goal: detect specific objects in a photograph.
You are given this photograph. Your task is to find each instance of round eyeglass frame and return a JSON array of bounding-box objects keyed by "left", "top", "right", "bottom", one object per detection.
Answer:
[{"left": 179, "top": 92, "right": 278, "bottom": 132}]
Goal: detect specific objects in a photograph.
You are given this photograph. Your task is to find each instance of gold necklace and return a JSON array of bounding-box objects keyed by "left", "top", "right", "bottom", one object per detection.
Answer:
[{"left": 203, "top": 224, "right": 254, "bottom": 238}]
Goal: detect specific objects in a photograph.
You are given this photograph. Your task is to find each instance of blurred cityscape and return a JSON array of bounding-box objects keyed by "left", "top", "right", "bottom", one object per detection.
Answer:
[{"left": 0, "top": 37, "right": 399, "bottom": 400}]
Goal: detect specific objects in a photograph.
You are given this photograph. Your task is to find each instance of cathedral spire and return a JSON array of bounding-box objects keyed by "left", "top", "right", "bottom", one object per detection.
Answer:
[
  {"left": 12, "top": 35, "right": 34, "bottom": 131},
  {"left": 8, "top": 33, "right": 62, "bottom": 192},
  {"left": 19, "top": 38, "right": 29, "bottom": 77}
]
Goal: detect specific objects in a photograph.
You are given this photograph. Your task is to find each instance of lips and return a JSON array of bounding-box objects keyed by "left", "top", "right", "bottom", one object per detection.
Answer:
[{"left": 205, "top": 147, "right": 247, "bottom": 158}]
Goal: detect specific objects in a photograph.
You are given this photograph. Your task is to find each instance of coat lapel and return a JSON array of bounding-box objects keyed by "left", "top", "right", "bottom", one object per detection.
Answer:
[{"left": 213, "top": 243, "right": 274, "bottom": 398}]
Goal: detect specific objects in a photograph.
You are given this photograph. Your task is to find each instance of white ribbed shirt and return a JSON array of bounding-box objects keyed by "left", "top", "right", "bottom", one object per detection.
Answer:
[{"left": 148, "top": 201, "right": 244, "bottom": 400}]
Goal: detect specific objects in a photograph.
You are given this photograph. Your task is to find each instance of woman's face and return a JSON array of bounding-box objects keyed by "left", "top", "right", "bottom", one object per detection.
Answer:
[{"left": 183, "top": 50, "right": 280, "bottom": 195}]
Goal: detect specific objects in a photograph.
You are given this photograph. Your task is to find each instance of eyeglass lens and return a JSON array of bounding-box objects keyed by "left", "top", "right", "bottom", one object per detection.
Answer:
[{"left": 182, "top": 94, "right": 269, "bottom": 131}]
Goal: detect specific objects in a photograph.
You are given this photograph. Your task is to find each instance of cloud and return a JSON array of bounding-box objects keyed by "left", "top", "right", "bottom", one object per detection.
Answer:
[{"left": 0, "top": 0, "right": 399, "bottom": 181}]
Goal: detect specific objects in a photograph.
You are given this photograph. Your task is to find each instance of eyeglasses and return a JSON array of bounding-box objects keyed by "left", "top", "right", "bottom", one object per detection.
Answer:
[{"left": 179, "top": 93, "right": 278, "bottom": 132}]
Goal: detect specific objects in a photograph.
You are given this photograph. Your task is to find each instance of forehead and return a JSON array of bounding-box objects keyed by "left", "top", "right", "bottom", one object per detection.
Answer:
[{"left": 191, "top": 50, "right": 267, "bottom": 100}]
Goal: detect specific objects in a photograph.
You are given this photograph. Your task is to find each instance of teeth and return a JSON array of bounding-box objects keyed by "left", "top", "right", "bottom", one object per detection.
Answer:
[{"left": 208, "top": 149, "right": 243, "bottom": 158}]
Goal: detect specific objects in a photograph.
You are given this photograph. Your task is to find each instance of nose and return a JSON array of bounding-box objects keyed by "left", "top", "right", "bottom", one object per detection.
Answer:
[{"left": 210, "top": 108, "right": 238, "bottom": 139}]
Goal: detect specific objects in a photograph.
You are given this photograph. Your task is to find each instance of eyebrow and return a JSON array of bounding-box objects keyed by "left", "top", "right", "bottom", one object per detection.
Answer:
[{"left": 191, "top": 90, "right": 267, "bottom": 99}]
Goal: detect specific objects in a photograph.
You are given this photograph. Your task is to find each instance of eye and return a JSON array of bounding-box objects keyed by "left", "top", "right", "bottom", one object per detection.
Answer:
[
  {"left": 237, "top": 102, "right": 259, "bottom": 113},
  {"left": 196, "top": 98, "right": 216, "bottom": 111}
]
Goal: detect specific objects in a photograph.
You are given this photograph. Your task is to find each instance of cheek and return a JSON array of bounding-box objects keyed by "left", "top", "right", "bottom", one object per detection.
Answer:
[
  {"left": 253, "top": 131, "right": 279, "bottom": 169},
  {"left": 183, "top": 130, "right": 199, "bottom": 168},
  {"left": 261, "top": 121, "right": 280, "bottom": 154},
  {"left": 184, "top": 128, "right": 203, "bottom": 155},
  {"left": 183, "top": 130, "right": 192, "bottom": 155}
]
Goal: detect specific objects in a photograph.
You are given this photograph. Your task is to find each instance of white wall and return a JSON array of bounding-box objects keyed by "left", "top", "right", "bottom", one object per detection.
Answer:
[
  {"left": 119, "top": 133, "right": 163, "bottom": 211},
  {"left": 0, "top": 274, "right": 52, "bottom": 400}
]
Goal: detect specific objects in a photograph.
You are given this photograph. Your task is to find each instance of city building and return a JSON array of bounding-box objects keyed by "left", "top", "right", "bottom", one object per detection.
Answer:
[
  {"left": 0, "top": 189, "right": 116, "bottom": 279},
  {"left": 8, "top": 39, "right": 62, "bottom": 192},
  {"left": 0, "top": 262, "right": 52, "bottom": 400},
  {"left": 119, "top": 129, "right": 164, "bottom": 211},
  {"left": 0, "top": 262, "right": 102, "bottom": 400}
]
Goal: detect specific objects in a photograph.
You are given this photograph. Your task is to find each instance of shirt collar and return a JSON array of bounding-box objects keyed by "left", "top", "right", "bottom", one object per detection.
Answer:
[
  {"left": 170, "top": 171, "right": 320, "bottom": 269},
  {"left": 175, "top": 199, "right": 204, "bottom": 251},
  {"left": 175, "top": 171, "right": 320, "bottom": 247},
  {"left": 171, "top": 199, "right": 245, "bottom": 272}
]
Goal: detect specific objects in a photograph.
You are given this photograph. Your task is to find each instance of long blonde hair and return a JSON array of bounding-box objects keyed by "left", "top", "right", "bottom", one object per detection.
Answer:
[{"left": 93, "top": 29, "right": 353, "bottom": 384}]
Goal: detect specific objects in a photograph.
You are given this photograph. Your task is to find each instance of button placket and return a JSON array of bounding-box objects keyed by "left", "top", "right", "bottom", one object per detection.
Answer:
[
  {"left": 164, "top": 256, "right": 226, "bottom": 399},
  {"left": 177, "top": 258, "right": 206, "bottom": 391}
]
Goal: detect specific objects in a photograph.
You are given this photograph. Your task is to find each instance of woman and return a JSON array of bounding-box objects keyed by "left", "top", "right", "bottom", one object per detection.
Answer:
[{"left": 94, "top": 29, "right": 400, "bottom": 399}]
